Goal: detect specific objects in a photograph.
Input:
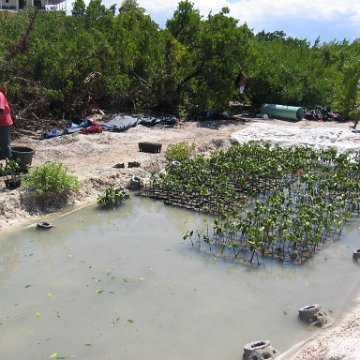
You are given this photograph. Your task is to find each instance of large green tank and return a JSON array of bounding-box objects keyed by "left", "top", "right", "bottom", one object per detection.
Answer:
[{"left": 260, "top": 103, "right": 304, "bottom": 121}]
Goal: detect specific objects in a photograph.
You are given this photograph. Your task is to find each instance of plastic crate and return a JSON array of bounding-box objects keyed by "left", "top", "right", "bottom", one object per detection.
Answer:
[{"left": 138, "top": 142, "right": 162, "bottom": 153}]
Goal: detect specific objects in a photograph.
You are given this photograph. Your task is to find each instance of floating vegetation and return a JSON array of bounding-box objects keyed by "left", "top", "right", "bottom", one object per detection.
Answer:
[{"left": 139, "top": 141, "right": 360, "bottom": 265}]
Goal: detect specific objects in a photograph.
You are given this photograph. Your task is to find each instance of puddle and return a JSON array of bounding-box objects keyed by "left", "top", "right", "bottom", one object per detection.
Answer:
[{"left": 0, "top": 196, "right": 360, "bottom": 360}]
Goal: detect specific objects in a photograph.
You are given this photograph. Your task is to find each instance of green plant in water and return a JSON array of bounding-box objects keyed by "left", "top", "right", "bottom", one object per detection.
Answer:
[
  {"left": 182, "top": 230, "right": 194, "bottom": 246},
  {"left": 146, "top": 141, "right": 360, "bottom": 265},
  {"left": 22, "top": 161, "right": 80, "bottom": 195},
  {"left": 97, "top": 186, "right": 127, "bottom": 208},
  {"left": 166, "top": 141, "right": 196, "bottom": 161}
]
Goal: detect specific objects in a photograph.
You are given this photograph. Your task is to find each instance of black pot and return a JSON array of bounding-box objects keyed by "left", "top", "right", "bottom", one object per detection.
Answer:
[
  {"left": 353, "top": 249, "right": 360, "bottom": 261},
  {"left": 5, "top": 178, "right": 21, "bottom": 190}
]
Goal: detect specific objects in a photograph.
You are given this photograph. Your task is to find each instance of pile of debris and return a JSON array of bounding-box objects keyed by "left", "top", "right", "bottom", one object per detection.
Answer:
[{"left": 304, "top": 106, "right": 344, "bottom": 122}]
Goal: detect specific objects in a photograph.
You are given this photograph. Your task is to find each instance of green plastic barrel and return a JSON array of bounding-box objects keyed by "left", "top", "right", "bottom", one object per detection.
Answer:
[
  {"left": 11, "top": 146, "right": 34, "bottom": 172},
  {"left": 260, "top": 104, "right": 304, "bottom": 121}
]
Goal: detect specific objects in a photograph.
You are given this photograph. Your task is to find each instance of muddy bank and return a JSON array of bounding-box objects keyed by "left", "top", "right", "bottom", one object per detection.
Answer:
[{"left": 0, "top": 119, "right": 241, "bottom": 229}]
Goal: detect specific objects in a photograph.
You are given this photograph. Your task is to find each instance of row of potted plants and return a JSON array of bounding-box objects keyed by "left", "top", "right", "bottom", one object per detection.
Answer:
[{"left": 141, "top": 141, "right": 360, "bottom": 265}]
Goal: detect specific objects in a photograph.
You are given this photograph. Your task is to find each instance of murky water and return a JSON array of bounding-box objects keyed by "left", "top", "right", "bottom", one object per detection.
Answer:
[{"left": 1, "top": 197, "right": 360, "bottom": 360}]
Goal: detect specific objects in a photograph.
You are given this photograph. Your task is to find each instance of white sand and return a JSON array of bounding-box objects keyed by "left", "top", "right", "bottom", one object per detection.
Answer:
[
  {"left": 1, "top": 117, "right": 360, "bottom": 359},
  {"left": 231, "top": 121, "right": 360, "bottom": 153}
]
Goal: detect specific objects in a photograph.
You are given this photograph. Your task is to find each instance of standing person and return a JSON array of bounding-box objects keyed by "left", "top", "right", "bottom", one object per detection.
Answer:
[
  {"left": 0, "top": 83, "right": 13, "bottom": 159},
  {"left": 350, "top": 79, "right": 360, "bottom": 129},
  {"left": 235, "top": 73, "right": 247, "bottom": 95},
  {"left": 239, "top": 75, "right": 247, "bottom": 95}
]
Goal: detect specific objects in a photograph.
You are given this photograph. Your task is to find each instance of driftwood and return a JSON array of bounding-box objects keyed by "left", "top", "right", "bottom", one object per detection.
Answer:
[{"left": 12, "top": 129, "right": 41, "bottom": 140}]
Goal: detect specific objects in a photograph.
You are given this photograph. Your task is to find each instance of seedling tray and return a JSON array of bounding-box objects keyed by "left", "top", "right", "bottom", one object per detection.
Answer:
[{"left": 138, "top": 142, "right": 162, "bottom": 153}]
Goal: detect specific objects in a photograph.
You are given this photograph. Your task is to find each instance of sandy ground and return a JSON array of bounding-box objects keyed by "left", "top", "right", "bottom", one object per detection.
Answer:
[{"left": 1, "top": 116, "right": 360, "bottom": 359}]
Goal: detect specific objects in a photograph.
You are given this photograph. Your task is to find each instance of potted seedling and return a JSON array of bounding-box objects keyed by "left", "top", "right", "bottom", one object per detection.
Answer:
[
  {"left": 4, "top": 160, "right": 21, "bottom": 190},
  {"left": 97, "top": 186, "right": 129, "bottom": 208}
]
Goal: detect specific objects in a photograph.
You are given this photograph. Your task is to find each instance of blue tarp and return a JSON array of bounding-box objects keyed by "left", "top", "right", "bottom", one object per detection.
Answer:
[
  {"left": 66, "top": 119, "right": 93, "bottom": 134},
  {"left": 43, "top": 129, "right": 64, "bottom": 139},
  {"left": 42, "top": 114, "right": 177, "bottom": 139},
  {"left": 99, "top": 114, "right": 177, "bottom": 132},
  {"left": 43, "top": 119, "right": 93, "bottom": 139}
]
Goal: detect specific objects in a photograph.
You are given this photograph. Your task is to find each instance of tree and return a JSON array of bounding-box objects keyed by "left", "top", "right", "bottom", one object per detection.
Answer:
[
  {"left": 166, "top": 0, "right": 201, "bottom": 46},
  {"left": 71, "top": 0, "right": 86, "bottom": 18}
]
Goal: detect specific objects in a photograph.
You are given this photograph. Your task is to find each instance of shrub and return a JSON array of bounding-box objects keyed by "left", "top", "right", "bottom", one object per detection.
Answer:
[
  {"left": 21, "top": 162, "right": 80, "bottom": 195},
  {"left": 165, "top": 142, "right": 196, "bottom": 161}
]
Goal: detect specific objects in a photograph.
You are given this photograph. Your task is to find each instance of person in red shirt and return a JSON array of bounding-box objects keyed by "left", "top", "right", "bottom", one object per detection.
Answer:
[{"left": 0, "top": 82, "right": 13, "bottom": 159}]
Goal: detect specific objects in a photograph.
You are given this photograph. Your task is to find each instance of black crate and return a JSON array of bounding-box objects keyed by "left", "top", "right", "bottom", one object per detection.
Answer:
[{"left": 138, "top": 142, "right": 162, "bottom": 153}]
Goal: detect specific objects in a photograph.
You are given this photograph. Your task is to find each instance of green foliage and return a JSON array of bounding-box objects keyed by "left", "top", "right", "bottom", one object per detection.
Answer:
[
  {"left": 166, "top": 141, "right": 195, "bottom": 161},
  {"left": 44, "top": 88, "right": 65, "bottom": 104},
  {"left": 0, "top": 159, "right": 20, "bottom": 176},
  {"left": 244, "top": 38, "right": 333, "bottom": 108},
  {"left": 146, "top": 142, "right": 360, "bottom": 265},
  {"left": 72, "top": 0, "right": 86, "bottom": 18},
  {"left": 166, "top": 1, "right": 201, "bottom": 45},
  {"left": 0, "top": 1, "right": 359, "bottom": 118},
  {"left": 1, "top": 160, "right": 21, "bottom": 190},
  {"left": 97, "top": 186, "right": 127, "bottom": 208},
  {"left": 22, "top": 162, "right": 80, "bottom": 195}
]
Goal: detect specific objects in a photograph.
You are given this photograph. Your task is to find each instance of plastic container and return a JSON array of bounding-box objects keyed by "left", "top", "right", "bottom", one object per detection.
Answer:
[
  {"left": 260, "top": 104, "right": 304, "bottom": 121},
  {"left": 11, "top": 146, "right": 34, "bottom": 172},
  {"left": 138, "top": 142, "right": 162, "bottom": 153}
]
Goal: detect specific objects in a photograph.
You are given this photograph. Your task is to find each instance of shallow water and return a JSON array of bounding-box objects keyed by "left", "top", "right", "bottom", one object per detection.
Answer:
[{"left": 0, "top": 197, "right": 360, "bottom": 360}]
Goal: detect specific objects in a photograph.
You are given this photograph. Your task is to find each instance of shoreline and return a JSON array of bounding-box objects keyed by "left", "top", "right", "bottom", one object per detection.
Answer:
[
  {"left": 290, "top": 295, "right": 360, "bottom": 359},
  {"left": 1, "top": 118, "right": 360, "bottom": 359}
]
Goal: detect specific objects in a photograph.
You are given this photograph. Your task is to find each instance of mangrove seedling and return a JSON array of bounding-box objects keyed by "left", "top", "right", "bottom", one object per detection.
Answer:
[{"left": 97, "top": 186, "right": 128, "bottom": 208}]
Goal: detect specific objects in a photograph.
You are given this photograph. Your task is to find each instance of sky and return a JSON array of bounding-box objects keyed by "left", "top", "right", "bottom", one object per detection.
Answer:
[{"left": 77, "top": 0, "right": 360, "bottom": 45}]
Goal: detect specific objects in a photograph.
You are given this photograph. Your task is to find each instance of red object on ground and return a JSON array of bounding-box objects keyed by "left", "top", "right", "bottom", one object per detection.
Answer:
[{"left": 80, "top": 121, "right": 103, "bottom": 133}]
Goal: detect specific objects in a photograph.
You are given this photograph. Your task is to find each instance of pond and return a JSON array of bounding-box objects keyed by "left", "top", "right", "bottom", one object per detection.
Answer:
[{"left": 0, "top": 196, "right": 360, "bottom": 360}]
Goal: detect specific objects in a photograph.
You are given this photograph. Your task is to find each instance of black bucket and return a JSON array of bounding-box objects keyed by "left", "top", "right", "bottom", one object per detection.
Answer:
[{"left": 11, "top": 146, "right": 34, "bottom": 172}]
